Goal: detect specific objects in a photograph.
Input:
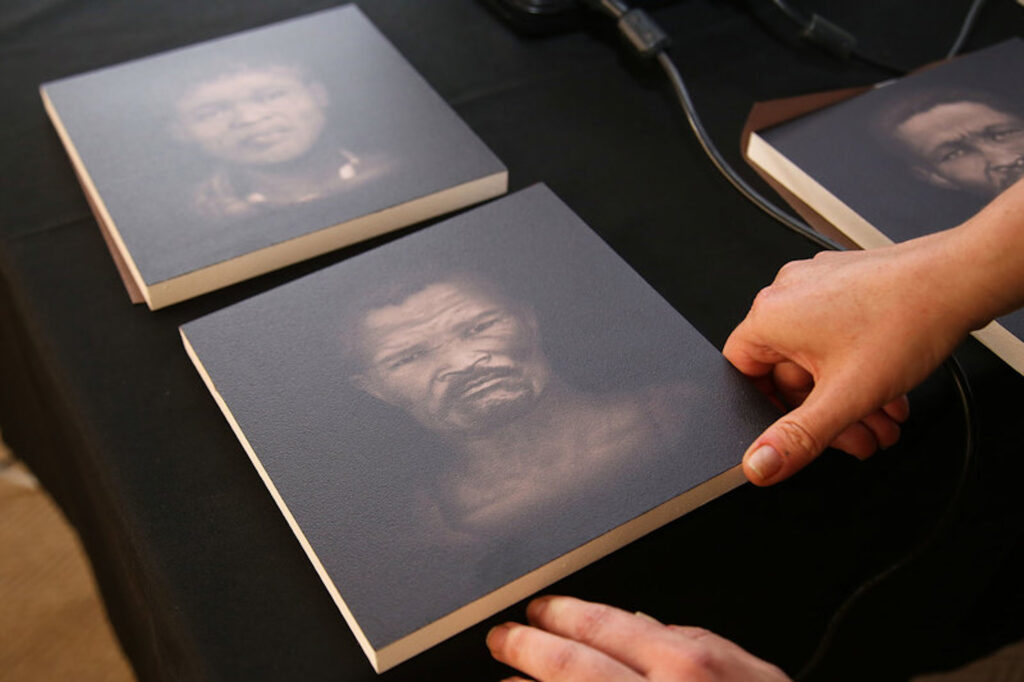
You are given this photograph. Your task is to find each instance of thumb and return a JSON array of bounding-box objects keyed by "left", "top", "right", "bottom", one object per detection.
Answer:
[{"left": 741, "top": 381, "right": 858, "bottom": 486}]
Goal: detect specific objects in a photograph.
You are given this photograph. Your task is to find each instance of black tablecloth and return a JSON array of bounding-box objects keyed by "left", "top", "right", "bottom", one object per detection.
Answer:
[{"left": 2, "top": 1, "right": 1023, "bottom": 680}]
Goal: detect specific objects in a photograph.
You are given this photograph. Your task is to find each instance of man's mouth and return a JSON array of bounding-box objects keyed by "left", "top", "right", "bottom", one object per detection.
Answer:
[
  {"left": 992, "top": 157, "right": 1024, "bottom": 192},
  {"left": 240, "top": 126, "right": 291, "bottom": 148},
  {"left": 448, "top": 367, "right": 517, "bottom": 403},
  {"left": 461, "top": 375, "right": 508, "bottom": 399},
  {"left": 437, "top": 365, "right": 539, "bottom": 430}
]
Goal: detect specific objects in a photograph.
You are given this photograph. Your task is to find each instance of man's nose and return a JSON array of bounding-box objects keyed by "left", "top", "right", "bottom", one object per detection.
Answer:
[
  {"left": 437, "top": 345, "right": 488, "bottom": 379},
  {"left": 230, "top": 101, "right": 267, "bottom": 125}
]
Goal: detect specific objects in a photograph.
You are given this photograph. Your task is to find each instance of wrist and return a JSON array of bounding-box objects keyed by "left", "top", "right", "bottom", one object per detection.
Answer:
[
  {"left": 886, "top": 229, "right": 990, "bottom": 338},
  {"left": 945, "top": 188, "right": 1024, "bottom": 327}
]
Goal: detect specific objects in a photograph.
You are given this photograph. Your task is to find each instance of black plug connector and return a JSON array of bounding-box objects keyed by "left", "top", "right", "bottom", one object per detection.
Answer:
[
  {"left": 580, "top": 0, "right": 671, "bottom": 57},
  {"left": 619, "top": 9, "right": 671, "bottom": 57}
]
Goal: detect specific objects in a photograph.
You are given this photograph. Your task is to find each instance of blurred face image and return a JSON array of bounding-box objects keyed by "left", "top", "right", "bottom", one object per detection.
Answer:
[
  {"left": 894, "top": 101, "right": 1024, "bottom": 196},
  {"left": 355, "top": 281, "right": 551, "bottom": 436},
  {"left": 174, "top": 67, "right": 327, "bottom": 166}
]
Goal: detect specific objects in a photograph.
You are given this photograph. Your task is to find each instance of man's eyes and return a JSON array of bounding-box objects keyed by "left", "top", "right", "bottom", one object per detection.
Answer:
[
  {"left": 934, "top": 126, "right": 1024, "bottom": 163},
  {"left": 387, "top": 350, "right": 425, "bottom": 370},
  {"left": 465, "top": 318, "right": 501, "bottom": 337},
  {"left": 185, "top": 89, "right": 291, "bottom": 122},
  {"left": 989, "top": 126, "right": 1024, "bottom": 141},
  {"left": 381, "top": 318, "right": 508, "bottom": 369},
  {"left": 939, "top": 146, "right": 966, "bottom": 162}
]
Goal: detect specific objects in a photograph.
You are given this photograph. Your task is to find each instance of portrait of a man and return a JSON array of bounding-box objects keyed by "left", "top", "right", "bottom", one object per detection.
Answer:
[
  {"left": 875, "top": 88, "right": 1024, "bottom": 198},
  {"left": 346, "top": 273, "right": 692, "bottom": 536},
  {"left": 170, "top": 62, "right": 391, "bottom": 219},
  {"left": 179, "top": 183, "right": 776, "bottom": 646}
]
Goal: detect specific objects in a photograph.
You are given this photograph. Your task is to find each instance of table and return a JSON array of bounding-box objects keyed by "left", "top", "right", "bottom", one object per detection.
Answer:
[{"left": 2, "top": 1, "right": 1023, "bottom": 679}]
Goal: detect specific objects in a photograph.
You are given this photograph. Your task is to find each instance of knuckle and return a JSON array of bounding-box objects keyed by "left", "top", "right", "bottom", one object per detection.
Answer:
[
  {"left": 547, "top": 641, "right": 579, "bottom": 676},
  {"left": 501, "top": 624, "right": 528, "bottom": 657},
  {"left": 570, "top": 602, "right": 613, "bottom": 644},
  {"left": 671, "top": 625, "right": 714, "bottom": 639},
  {"left": 775, "top": 418, "right": 823, "bottom": 461},
  {"left": 777, "top": 254, "right": 827, "bottom": 281},
  {"left": 750, "top": 285, "right": 776, "bottom": 313},
  {"left": 752, "top": 285, "right": 773, "bottom": 302},
  {"left": 775, "top": 260, "right": 798, "bottom": 278},
  {"left": 666, "top": 647, "right": 719, "bottom": 681}
]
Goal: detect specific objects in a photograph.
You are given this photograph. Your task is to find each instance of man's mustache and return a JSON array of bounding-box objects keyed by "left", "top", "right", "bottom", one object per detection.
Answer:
[{"left": 441, "top": 365, "right": 519, "bottom": 408}]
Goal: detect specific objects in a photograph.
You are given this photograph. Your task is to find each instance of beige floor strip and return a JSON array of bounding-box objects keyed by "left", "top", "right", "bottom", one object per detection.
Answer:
[{"left": 0, "top": 436, "right": 135, "bottom": 682}]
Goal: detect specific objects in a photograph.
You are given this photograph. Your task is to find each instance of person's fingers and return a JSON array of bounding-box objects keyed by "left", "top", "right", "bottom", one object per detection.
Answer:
[
  {"left": 772, "top": 361, "right": 814, "bottom": 408},
  {"left": 742, "top": 379, "right": 864, "bottom": 485},
  {"left": 883, "top": 395, "right": 911, "bottom": 423},
  {"left": 486, "top": 622, "right": 644, "bottom": 682},
  {"left": 664, "top": 625, "right": 793, "bottom": 681},
  {"left": 666, "top": 625, "right": 716, "bottom": 640},
  {"left": 828, "top": 408, "right": 903, "bottom": 460},
  {"left": 860, "top": 409, "right": 902, "bottom": 449},
  {"left": 773, "top": 361, "right": 814, "bottom": 392},
  {"left": 829, "top": 420, "right": 880, "bottom": 460},
  {"left": 722, "top": 323, "right": 787, "bottom": 378},
  {"left": 666, "top": 625, "right": 757, "bottom": 654},
  {"left": 524, "top": 596, "right": 678, "bottom": 676},
  {"left": 750, "top": 375, "right": 782, "bottom": 403},
  {"left": 489, "top": 597, "right": 794, "bottom": 682},
  {"left": 723, "top": 331, "right": 789, "bottom": 410}
]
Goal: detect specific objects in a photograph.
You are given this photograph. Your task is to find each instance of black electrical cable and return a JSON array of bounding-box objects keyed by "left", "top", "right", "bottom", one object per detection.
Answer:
[
  {"left": 655, "top": 51, "right": 843, "bottom": 251},
  {"left": 947, "top": 0, "right": 987, "bottom": 58},
  {"left": 769, "top": 0, "right": 908, "bottom": 74},
  {"left": 653, "top": 37, "right": 980, "bottom": 681},
  {"left": 795, "top": 352, "right": 977, "bottom": 680},
  {"left": 771, "top": 0, "right": 990, "bottom": 74},
  {"left": 585, "top": 3, "right": 982, "bottom": 677},
  {"left": 657, "top": 40, "right": 982, "bottom": 674}
]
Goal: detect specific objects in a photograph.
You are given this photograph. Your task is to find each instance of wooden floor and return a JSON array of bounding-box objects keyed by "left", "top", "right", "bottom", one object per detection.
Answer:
[
  {"left": 0, "top": 431, "right": 1020, "bottom": 681},
  {"left": 0, "top": 435, "right": 135, "bottom": 682}
]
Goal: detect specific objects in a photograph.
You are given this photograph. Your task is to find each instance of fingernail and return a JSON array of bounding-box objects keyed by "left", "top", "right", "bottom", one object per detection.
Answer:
[
  {"left": 486, "top": 623, "right": 512, "bottom": 652},
  {"left": 634, "top": 610, "right": 662, "bottom": 625},
  {"left": 527, "top": 595, "right": 552, "bottom": 622},
  {"left": 747, "top": 444, "right": 783, "bottom": 480}
]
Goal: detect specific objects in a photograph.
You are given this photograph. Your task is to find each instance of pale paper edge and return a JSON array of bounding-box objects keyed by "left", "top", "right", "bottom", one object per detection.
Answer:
[
  {"left": 150, "top": 172, "right": 508, "bottom": 310},
  {"left": 180, "top": 329, "right": 382, "bottom": 667},
  {"left": 41, "top": 84, "right": 507, "bottom": 311},
  {"left": 372, "top": 465, "right": 747, "bottom": 672}
]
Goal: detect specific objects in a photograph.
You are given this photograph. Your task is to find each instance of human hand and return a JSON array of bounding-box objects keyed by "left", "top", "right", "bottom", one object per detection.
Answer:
[
  {"left": 486, "top": 595, "right": 789, "bottom": 681},
  {"left": 723, "top": 231, "right": 984, "bottom": 486}
]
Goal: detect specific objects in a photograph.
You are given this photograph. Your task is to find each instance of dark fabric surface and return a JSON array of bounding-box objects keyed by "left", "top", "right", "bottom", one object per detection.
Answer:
[{"left": 1, "top": 1, "right": 1023, "bottom": 680}]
